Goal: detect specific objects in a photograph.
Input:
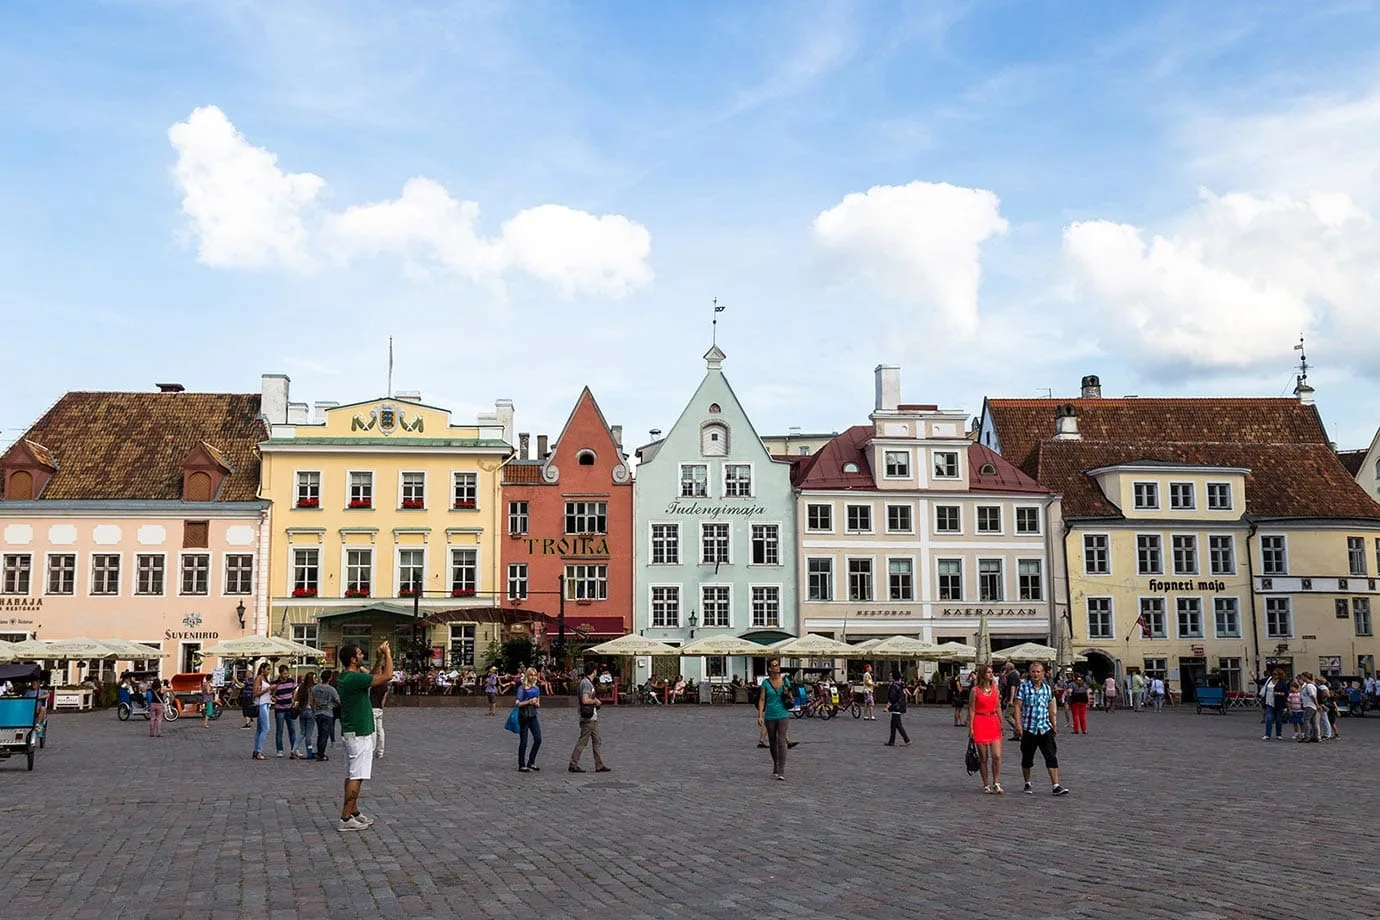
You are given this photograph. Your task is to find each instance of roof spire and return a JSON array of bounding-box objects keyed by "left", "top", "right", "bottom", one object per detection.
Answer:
[{"left": 1294, "top": 335, "right": 1314, "bottom": 405}]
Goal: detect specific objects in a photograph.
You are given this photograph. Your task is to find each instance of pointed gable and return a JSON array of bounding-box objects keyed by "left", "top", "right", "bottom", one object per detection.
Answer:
[
  {"left": 543, "top": 387, "right": 630, "bottom": 486},
  {"left": 1, "top": 439, "right": 59, "bottom": 500}
]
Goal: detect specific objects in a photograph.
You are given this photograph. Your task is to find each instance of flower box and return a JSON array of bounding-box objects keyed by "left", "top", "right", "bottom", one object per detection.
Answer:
[
  {"left": 344, "top": 587, "right": 371, "bottom": 598},
  {"left": 401, "top": 499, "right": 425, "bottom": 509},
  {"left": 348, "top": 499, "right": 372, "bottom": 509},
  {"left": 453, "top": 501, "right": 477, "bottom": 509},
  {"left": 398, "top": 586, "right": 420, "bottom": 597},
  {"left": 296, "top": 497, "right": 320, "bottom": 508},
  {"left": 450, "top": 587, "right": 476, "bottom": 598},
  {"left": 291, "top": 587, "right": 318, "bottom": 598}
]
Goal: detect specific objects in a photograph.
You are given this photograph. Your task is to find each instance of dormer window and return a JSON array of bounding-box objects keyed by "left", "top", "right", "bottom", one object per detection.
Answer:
[
  {"left": 842, "top": 462, "right": 859, "bottom": 474},
  {"left": 701, "top": 422, "right": 728, "bottom": 457},
  {"left": 180, "top": 442, "right": 230, "bottom": 503},
  {"left": 1, "top": 439, "right": 58, "bottom": 501},
  {"left": 577, "top": 450, "right": 596, "bottom": 466}
]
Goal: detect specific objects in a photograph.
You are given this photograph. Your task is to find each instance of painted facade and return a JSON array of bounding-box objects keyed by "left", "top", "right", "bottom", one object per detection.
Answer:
[{"left": 633, "top": 347, "right": 798, "bottom": 681}]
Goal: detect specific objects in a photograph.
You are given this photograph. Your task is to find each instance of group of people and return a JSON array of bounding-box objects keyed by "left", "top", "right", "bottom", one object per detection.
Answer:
[
  {"left": 1260, "top": 670, "right": 1343, "bottom": 742},
  {"left": 507, "top": 661, "right": 613, "bottom": 776},
  {"left": 966, "top": 661, "right": 1072, "bottom": 797},
  {"left": 237, "top": 661, "right": 391, "bottom": 764}
]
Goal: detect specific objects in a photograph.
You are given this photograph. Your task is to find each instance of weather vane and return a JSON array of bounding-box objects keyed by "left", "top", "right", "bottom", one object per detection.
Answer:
[
  {"left": 1294, "top": 334, "right": 1308, "bottom": 387},
  {"left": 712, "top": 297, "right": 726, "bottom": 345}
]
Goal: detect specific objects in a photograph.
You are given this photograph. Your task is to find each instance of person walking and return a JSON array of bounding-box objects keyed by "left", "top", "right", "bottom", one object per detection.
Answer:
[
  {"left": 271, "top": 665, "right": 298, "bottom": 758},
  {"left": 149, "top": 679, "right": 167, "bottom": 738},
  {"left": 310, "top": 669, "right": 340, "bottom": 761},
  {"left": 1068, "top": 674, "right": 1090, "bottom": 734},
  {"left": 1299, "top": 673, "right": 1320, "bottom": 742},
  {"left": 1102, "top": 674, "right": 1118, "bottom": 714},
  {"left": 948, "top": 672, "right": 965, "bottom": 727},
  {"left": 239, "top": 675, "right": 256, "bottom": 729},
  {"left": 200, "top": 675, "right": 215, "bottom": 728},
  {"left": 884, "top": 669, "right": 911, "bottom": 747},
  {"left": 293, "top": 673, "right": 316, "bottom": 761},
  {"left": 336, "top": 640, "right": 393, "bottom": 831},
  {"left": 1013, "top": 662, "right": 1070, "bottom": 796},
  {"left": 569, "top": 661, "right": 610, "bottom": 773},
  {"left": 967, "top": 664, "right": 1004, "bottom": 793},
  {"left": 515, "top": 667, "right": 543, "bottom": 772},
  {"left": 863, "top": 665, "right": 877, "bottom": 721},
  {"left": 369, "top": 678, "right": 389, "bottom": 758},
  {"left": 1148, "top": 674, "right": 1166, "bottom": 712},
  {"left": 251, "top": 662, "right": 272, "bottom": 760},
  {"left": 484, "top": 667, "right": 501, "bottom": 716},
  {"left": 1001, "top": 663, "right": 1021, "bottom": 739},
  {"left": 755, "top": 658, "right": 792, "bottom": 780}
]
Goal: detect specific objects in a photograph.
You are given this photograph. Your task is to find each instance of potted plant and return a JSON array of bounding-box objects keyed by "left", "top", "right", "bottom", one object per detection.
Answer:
[
  {"left": 450, "top": 587, "right": 476, "bottom": 598},
  {"left": 291, "top": 586, "right": 318, "bottom": 598},
  {"left": 399, "top": 585, "right": 420, "bottom": 597},
  {"left": 453, "top": 500, "right": 476, "bottom": 509},
  {"left": 348, "top": 498, "right": 372, "bottom": 509},
  {"left": 344, "top": 586, "right": 371, "bottom": 598},
  {"left": 296, "top": 497, "right": 320, "bottom": 508},
  {"left": 401, "top": 499, "right": 425, "bottom": 509}
]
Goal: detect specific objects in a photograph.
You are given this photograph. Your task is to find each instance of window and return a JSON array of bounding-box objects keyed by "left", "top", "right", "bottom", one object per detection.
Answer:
[
  {"left": 450, "top": 549, "right": 477, "bottom": 594},
  {"left": 400, "top": 472, "right": 425, "bottom": 508},
  {"left": 1176, "top": 598, "right": 1204, "bottom": 638},
  {"left": 1084, "top": 535, "right": 1109, "bottom": 575},
  {"left": 508, "top": 501, "right": 529, "bottom": 535},
  {"left": 884, "top": 450, "right": 910, "bottom": 478},
  {"left": 750, "top": 524, "right": 779, "bottom": 565},
  {"left": 1207, "top": 483, "right": 1232, "bottom": 510},
  {"left": 507, "top": 564, "right": 528, "bottom": 600},
  {"left": 295, "top": 471, "right": 321, "bottom": 508},
  {"left": 651, "top": 523, "right": 680, "bottom": 565},
  {"left": 349, "top": 471, "right": 373, "bottom": 508},
  {"left": 978, "top": 559, "right": 1004, "bottom": 602},
  {"left": 1265, "top": 598, "right": 1292, "bottom": 638},
  {"left": 1, "top": 554, "right": 31, "bottom": 595},
  {"left": 1136, "top": 535, "right": 1163, "bottom": 575},
  {"left": 346, "top": 549, "right": 373, "bottom": 596},
  {"left": 1261, "top": 536, "right": 1287, "bottom": 575},
  {"left": 292, "top": 548, "right": 319, "bottom": 595},
  {"left": 976, "top": 506, "right": 1002, "bottom": 533},
  {"left": 724, "top": 464, "right": 753, "bottom": 497},
  {"left": 449, "top": 624, "right": 476, "bottom": 668},
  {"left": 225, "top": 554, "right": 253, "bottom": 595},
  {"left": 651, "top": 586, "right": 680, "bottom": 627},
  {"left": 183, "top": 520, "right": 209, "bottom": 548},
  {"left": 291, "top": 624, "right": 319, "bottom": 649},
  {"left": 1169, "top": 482, "right": 1195, "bottom": 510},
  {"left": 933, "top": 451, "right": 959, "bottom": 478},
  {"left": 886, "top": 504, "right": 912, "bottom": 533},
  {"left": 397, "top": 549, "right": 424, "bottom": 594},
  {"left": 577, "top": 450, "right": 596, "bottom": 466},
  {"left": 1219, "top": 657, "right": 1243, "bottom": 692},
  {"left": 701, "top": 523, "right": 730, "bottom": 564},
  {"left": 888, "top": 559, "right": 913, "bottom": 601},
  {"left": 1172, "top": 535, "right": 1199, "bottom": 575},
  {"left": 46, "top": 554, "right": 75, "bottom": 595},
  {"left": 340, "top": 624, "right": 371, "bottom": 660},
  {"left": 805, "top": 503, "right": 833, "bottom": 532},
  {"left": 135, "top": 554, "right": 165, "bottom": 596},
  {"left": 846, "top": 505, "right": 872, "bottom": 533},
  {"left": 1348, "top": 537, "right": 1367, "bottom": 576},
  {"left": 452, "top": 472, "right": 477, "bottom": 509},
  {"left": 702, "top": 585, "right": 730, "bottom": 627},
  {"left": 1140, "top": 598, "right": 1167, "bottom": 638},
  {"left": 565, "top": 564, "right": 608, "bottom": 600},
  {"left": 701, "top": 423, "right": 728, "bottom": 457},
  {"left": 935, "top": 506, "right": 961, "bottom": 534},
  {"left": 91, "top": 554, "right": 120, "bottom": 595},
  {"left": 1133, "top": 482, "right": 1159, "bottom": 510},
  {"left": 1015, "top": 507, "right": 1040, "bottom": 535},
  {"left": 751, "top": 586, "right": 781, "bottom": 628},
  {"left": 1356, "top": 598, "right": 1373, "bottom": 637},
  {"left": 1018, "top": 560, "right": 1043, "bottom": 601},
  {"left": 1087, "top": 597, "right": 1113, "bottom": 639},
  {"left": 937, "top": 559, "right": 962, "bottom": 601},
  {"left": 680, "top": 464, "right": 709, "bottom": 498},
  {"left": 807, "top": 558, "right": 833, "bottom": 601},
  {"left": 1214, "top": 597, "right": 1241, "bottom": 638},
  {"left": 565, "top": 501, "right": 608, "bottom": 535},
  {"left": 180, "top": 553, "right": 210, "bottom": 595},
  {"left": 1209, "top": 535, "right": 1236, "bottom": 575},
  {"left": 1143, "top": 657, "right": 1168, "bottom": 680},
  {"left": 847, "top": 559, "right": 873, "bottom": 601}
]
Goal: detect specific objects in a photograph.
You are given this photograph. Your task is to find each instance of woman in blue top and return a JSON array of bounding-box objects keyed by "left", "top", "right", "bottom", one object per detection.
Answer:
[
  {"left": 515, "top": 667, "right": 542, "bottom": 772},
  {"left": 756, "top": 658, "right": 792, "bottom": 781}
]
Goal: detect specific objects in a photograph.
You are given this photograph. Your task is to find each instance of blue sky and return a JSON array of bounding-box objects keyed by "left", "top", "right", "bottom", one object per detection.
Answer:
[{"left": 3, "top": 0, "right": 1380, "bottom": 453}]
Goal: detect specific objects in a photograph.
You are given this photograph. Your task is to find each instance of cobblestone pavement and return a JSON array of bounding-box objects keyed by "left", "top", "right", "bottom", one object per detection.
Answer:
[{"left": 1, "top": 700, "right": 1375, "bottom": 919}]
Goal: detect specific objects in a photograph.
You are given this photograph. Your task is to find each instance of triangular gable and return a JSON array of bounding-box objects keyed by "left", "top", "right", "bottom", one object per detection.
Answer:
[
  {"left": 653, "top": 354, "right": 792, "bottom": 470},
  {"left": 182, "top": 441, "right": 233, "bottom": 473},
  {"left": 1, "top": 439, "right": 57, "bottom": 471}
]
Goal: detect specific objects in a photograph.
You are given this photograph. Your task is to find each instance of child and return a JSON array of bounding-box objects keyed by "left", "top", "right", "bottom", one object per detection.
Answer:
[{"left": 1287, "top": 682, "right": 1304, "bottom": 740}]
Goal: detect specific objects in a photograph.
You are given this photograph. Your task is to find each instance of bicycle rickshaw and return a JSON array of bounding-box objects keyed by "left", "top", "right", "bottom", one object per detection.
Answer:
[
  {"left": 117, "top": 670, "right": 178, "bottom": 722},
  {"left": 0, "top": 663, "right": 49, "bottom": 771},
  {"left": 168, "top": 672, "right": 220, "bottom": 720}
]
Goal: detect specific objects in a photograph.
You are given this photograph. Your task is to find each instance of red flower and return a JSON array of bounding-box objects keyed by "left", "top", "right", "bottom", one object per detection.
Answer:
[
  {"left": 399, "top": 586, "right": 419, "bottom": 597},
  {"left": 297, "top": 497, "right": 319, "bottom": 508},
  {"left": 348, "top": 499, "right": 372, "bottom": 509},
  {"left": 453, "top": 500, "right": 476, "bottom": 509},
  {"left": 401, "top": 499, "right": 425, "bottom": 509},
  {"left": 344, "top": 587, "right": 371, "bottom": 598},
  {"left": 292, "top": 587, "right": 317, "bottom": 598},
  {"left": 450, "top": 587, "right": 476, "bottom": 598}
]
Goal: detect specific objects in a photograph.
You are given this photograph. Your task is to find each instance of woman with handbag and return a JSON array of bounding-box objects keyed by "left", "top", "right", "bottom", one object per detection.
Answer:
[
  {"left": 968, "top": 664, "right": 1003, "bottom": 793},
  {"left": 292, "top": 673, "right": 316, "bottom": 761},
  {"left": 515, "top": 667, "right": 543, "bottom": 772}
]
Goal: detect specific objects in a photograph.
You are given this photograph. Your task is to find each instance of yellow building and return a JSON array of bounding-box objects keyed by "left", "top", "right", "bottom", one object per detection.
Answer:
[
  {"left": 982, "top": 377, "right": 1380, "bottom": 697},
  {"left": 257, "top": 376, "right": 515, "bottom": 669}
]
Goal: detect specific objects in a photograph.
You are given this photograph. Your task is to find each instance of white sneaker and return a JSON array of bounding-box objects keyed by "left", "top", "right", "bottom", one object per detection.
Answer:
[
  {"left": 352, "top": 812, "right": 375, "bottom": 827},
  {"left": 337, "top": 816, "right": 368, "bottom": 832}
]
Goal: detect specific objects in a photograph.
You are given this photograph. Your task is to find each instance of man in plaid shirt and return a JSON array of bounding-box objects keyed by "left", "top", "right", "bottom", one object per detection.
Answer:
[{"left": 1012, "top": 662, "right": 1071, "bottom": 796}]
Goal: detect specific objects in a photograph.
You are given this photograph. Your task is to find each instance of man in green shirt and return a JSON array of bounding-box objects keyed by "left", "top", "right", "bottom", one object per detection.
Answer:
[{"left": 336, "top": 640, "right": 393, "bottom": 832}]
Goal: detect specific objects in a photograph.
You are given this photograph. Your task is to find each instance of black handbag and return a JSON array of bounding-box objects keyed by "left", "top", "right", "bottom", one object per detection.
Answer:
[
  {"left": 965, "top": 738, "right": 981, "bottom": 776},
  {"left": 579, "top": 703, "right": 595, "bottom": 719}
]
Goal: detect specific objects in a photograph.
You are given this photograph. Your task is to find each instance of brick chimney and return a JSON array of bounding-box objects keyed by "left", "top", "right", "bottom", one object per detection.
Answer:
[{"left": 518, "top": 433, "right": 531, "bottom": 460}]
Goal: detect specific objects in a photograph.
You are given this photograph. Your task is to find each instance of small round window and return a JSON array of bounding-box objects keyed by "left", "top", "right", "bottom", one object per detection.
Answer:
[
  {"left": 980, "top": 463, "right": 996, "bottom": 475},
  {"left": 577, "top": 450, "right": 596, "bottom": 466},
  {"left": 708, "top": 403, "right": 721, "bottom": 414},
  {"left": 842, "top": 462, "right": 859, "bottom": 473}
]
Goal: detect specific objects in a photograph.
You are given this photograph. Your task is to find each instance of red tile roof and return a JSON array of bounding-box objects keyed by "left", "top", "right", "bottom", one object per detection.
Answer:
[
  {"left": 985, "top": 397, "right": 1380, "bottom": 521},
  {"left": 967, "top": 443, "right": 1049, "bottom": 494},
  {"left": 502, "top": 461, "right": 545, "bottom": 485},
  {"left": 3, "top": 391, "right": 266, "bottom": 501}
]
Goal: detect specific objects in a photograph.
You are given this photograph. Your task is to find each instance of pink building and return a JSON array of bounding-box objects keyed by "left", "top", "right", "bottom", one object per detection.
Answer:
[{"left": 0, "top": 385, "right": 269, "bottom": 678}]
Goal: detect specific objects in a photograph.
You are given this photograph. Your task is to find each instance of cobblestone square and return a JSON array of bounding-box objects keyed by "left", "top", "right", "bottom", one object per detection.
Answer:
[{"left": 0, "top": 702, "right": 1374, "bottom": 919}]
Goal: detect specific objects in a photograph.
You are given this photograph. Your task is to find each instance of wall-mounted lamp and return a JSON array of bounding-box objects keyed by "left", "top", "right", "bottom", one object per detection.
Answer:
[
  {"left": 688, "top": 610, "right": 698, "bottom": 639},
  {"left": 235, "top": 601, "right": 246, "bottom": 630}
]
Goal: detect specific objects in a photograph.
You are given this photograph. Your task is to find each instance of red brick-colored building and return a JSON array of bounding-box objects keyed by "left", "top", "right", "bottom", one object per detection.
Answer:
[{"left": 501, "top": 388, "right": 632, "bottom": 658}]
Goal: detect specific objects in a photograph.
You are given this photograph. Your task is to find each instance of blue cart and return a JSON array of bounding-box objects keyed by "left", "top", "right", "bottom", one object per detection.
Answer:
[
  {"left": 1195, "top": 680, "right": 1228, "bottom": 715},
  {"left": 0, "top": 663, "right": 48, "bottom": 771}
]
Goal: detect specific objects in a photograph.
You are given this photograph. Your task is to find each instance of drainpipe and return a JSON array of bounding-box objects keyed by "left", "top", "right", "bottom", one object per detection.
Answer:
[
  {"left": 1245, "top": 521, "right": 1262, "bottom": 678},
  {"left": 1041, "top": 494, "right": 1059, "bottom": 646}
]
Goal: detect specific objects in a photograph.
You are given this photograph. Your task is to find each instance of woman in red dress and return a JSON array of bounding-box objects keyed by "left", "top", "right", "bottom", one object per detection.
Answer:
[{"left": 968, "top": 664, "right": 1004, "bottom": 793}]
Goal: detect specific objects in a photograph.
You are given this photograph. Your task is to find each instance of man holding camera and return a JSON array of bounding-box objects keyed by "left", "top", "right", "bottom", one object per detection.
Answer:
[
  {"left": 569, "top": 661, "right": 611, "bottom": 773},
  {"left": 336, "top": 640, "right": 393, "bottom": 831}
]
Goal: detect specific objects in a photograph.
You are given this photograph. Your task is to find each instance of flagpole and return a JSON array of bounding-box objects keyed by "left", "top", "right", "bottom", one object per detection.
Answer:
[
  {"left": 387, "top": 336, "right": 394, "bottom": 397},
  {"left": 712, "top": 298, "right": 725, "bottom": 345}
]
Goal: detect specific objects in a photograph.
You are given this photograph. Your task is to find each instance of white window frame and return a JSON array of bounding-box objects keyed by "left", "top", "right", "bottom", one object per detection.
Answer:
[
  {"left": 1014, "top": 506, "right": 1041, "bottom": 535},
  {"left": 750, "top": 584, "right": 782, "bottom": 629},
  {"left": 975, "top": 505, "right": 1002, "bottom": 534},
  {"left": 934, "top": 505, "right": 962, "bottom": 535},
  {"left": 1206, "top": 482, "right": 1233, "bottom": 511},
  {"left": 507, "top": 501, "right": 529, "bottom": 535},
  {"left": 845, "top": 504, "right": 873, "bottom": 534},
  {"left": 749, "top": 523, "right": 781, "bottom": 566},
  {"left": 805, "top": 503, "right": 833, "bottom": 533},
  {"left": 1348, "top": 536, "right": 1367, "bottom": 577},
  {"left": 1133, "top": 481, "right": 1159, "bottom": 510},
  {"left": 134, "top": 553, "right": 165, "bottom": 597},
  {"left": 1083, "top": 533, "right": 1110, "bottom": 576},
  {"left": 806, "top": 557, "right": 833, "bottom": 602},
  {"left": 295, "top": 470, "right": 322, "bottom": 508},
  {"left": 937, "top": 558, "right": 963, "bottom": 601},
  {"left": 292, "top": 547, "right": 320, "bottom": 595},
  {"left": 1136, "top": 534, "right": 1163, "bottom": 576},
  {"left": 224, "top": 553, "right": 254, "bottom": 596},
  {"left": 650, "top": 522, "right": 681, "bottom": 565},
  {"left": 44, "top": 552, "right": 76, "bottom": 596},
  {"left": 700, "top": 522, "right": 730, "bottom": 565},
  {"left": 723, "top": 463, "right": 754, "bottom": 498},
  {"left": 932, "top": 450, "right": 960, "bottom": 479},
  {"left": 507, "top": 563, "right": 528, "bottom": 600},
  {"left": 89, "top": 552, "right": 122, "bottom": 597},
  {"left": 1168, "top": 481, "right": 1195, "bottom": 511},
  {"left": 179, "top": 551, "right": 211, "bottom": 597},
  {"left": 347, "top": 470, "right": 374, "bottom": 508},
  {"left": 887, "top": 557, "right": 914, "bottom": 602},
  {"left": 650, "top": 585, "right": 681, "bottom": 628},
  {"left": 1139, "top": 597, "right": 1167, "bottom": 639},
  {"left": 1209, "top": 534, "right": 1236, "bottom": 576},
  {"left": 1, "top": 553, "right": 31, "bottom": 596},
  {"left": 978, "top": 558, "right": 1004, "bottom": 602},
  {"left": 1265, "top": 597, "right": 1292, "bottom": 638},
  {"left": 1172, "top": 534, "right": 1199, "bottom": 576},
  {"left": 451, "top": 471, "right": 478, "bottom": 509},
  {"left": 885, "top": 504, "right": 913, "bottom": 534},
  {"left": 399, "top": 471, "right": 426, "bottom": 509},
  {"left": 291, "top": 623, "right": 319, "bottom": 649},
  {"left": 883, "top": 450, "right": 911, "bottom": 479},
  {"left": 1260, "top": 534, "right": 1288, "bottom": 576},
  {"left": 396, "top": 547, "right": 426, "bottom": 594},
  {"left": 700, "top": 584, "right": 732, "bottom": 628},
  {"left": 679, "top": 463, "right": 709, "bottom": 498},
  {"left": 449, "top": 548, "right": 478, "bottom": 595},
  {"left": 565, "top": 563, "right": 608, "bottom": 601},
  {"left": 1213, "top": 596, "right": 1241, "bottom": 638},
  {"left": 1086, "top": 597, "right": 1114, "bottom": 639},
  {"left": 1175, "top": 597, "right": 1205, "bottom": 639},
  {"left": 449, "top": 623, "right": 477, "bottom": 668},
  {"left": 1017, "top": 558, "right": 1043, "bottom": 601},
  {"left": 564, "top": 500, "right": 608, "bottom": 535},
  {"left": 1355, "top": 597, "right": 1373, "bottom": 637},
  {"left": 344, "top": 547, "right": 374, "bottom": 597},
  {"left": 846, "top": 557, "right": 874, "bottom": 602}
]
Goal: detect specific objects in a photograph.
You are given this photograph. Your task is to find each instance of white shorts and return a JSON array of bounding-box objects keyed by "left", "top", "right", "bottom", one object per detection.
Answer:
[{"left": 342, "top": 733, "right": 375, "bottom": 781}]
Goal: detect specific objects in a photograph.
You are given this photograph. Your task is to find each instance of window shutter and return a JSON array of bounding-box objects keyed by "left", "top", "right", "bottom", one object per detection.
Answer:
[
  {"left": 8, "top": 471, "right": 33, "bottom": 500},
  {"left": 184, "top": 521, "right": 209, "bottom": 548},
  {"left": 185, "top": 472, "right": 212, "bottom": 502}
]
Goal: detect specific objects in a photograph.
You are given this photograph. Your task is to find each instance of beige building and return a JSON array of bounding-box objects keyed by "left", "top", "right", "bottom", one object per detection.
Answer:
[{"left": 982, "top": 376, "right": 1380, "bottom": 696}]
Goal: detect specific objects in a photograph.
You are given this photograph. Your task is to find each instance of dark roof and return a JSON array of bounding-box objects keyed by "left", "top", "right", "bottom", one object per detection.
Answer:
[
  {"left": 1338, "top": 449, "right": 1368, "bottom": 477},
  {"left": 3, "top": 391, "right": 266, "bottom": 501},
  {"left": 985, "top": 397, "right": 1380, "bottom": 521}
]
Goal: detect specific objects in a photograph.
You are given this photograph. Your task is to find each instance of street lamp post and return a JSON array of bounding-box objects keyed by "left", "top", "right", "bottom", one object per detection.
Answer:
[{"left": 555, "top": 574, "right": 566, "bottom": 667}]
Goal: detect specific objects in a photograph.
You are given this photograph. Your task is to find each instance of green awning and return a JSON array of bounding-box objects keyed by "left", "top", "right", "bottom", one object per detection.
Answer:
[
  {"left": 740, "top": 629, "right": 795, "bottom": 646},
  {"left": 313, "top": 602, "right": 424, "bottom": 621}
]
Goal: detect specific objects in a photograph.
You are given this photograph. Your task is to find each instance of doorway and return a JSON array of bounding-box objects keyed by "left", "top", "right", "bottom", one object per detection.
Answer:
[
  {"left": 1179, "top": 657, "right": 1207, "bottom": 702},
  {"left": 180, "top": 642, "right": 201, "bottom": 674},
  {"left": 1083, "top": 650, "right": 1116, "bottom": 685}
]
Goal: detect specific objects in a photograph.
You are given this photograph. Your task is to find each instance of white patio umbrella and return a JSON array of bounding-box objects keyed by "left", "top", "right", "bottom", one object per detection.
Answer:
[
  {"left": 38, "top": 637, "right": 119, "bottom": 660},
  {"left": 201, "top": 636, "right": 303, "bottom": 658},
  {"left": 992, "top": 641, "right": 1060, "bottom": 663},
  {"left": 678, "top": 635, "right": 768, "bottom": 657},
  {"left": 0, "top": 639, "right": 49, "bottom": 661},
  {"left": 587, "top": 634, "right": 681, "bottom": 656},
  {"left": 264, "top": 636, "right": 326, "bottom": 658},
  {"left": 771, "top": 633, "right": 855, "bottom": 657},
  {"left": 867, "top": 635, "right": 946, "bottom": 659},
  {"left": 933, "top": 641, "right": 978, "bottom": 662},
  {"left": 97, "top": 638, "right": 169, "bottom": 658},
  {"left": 848, "top": 638, "right": 884, "bottom": 653}
]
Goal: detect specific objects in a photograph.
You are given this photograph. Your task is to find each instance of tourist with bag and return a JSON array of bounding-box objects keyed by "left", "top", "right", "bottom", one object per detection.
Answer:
[
  {"left": 568, "top": 661, "right": 611, "bottom": 773},
  {"left": 884, "top": 670, "right": 911, "bottom": 747},
  {"left": 967, "top": 664, "right": 1003, "bottom": 792},
  {"left": 515, "top": 668, "right": 543, "bottom": 772}
]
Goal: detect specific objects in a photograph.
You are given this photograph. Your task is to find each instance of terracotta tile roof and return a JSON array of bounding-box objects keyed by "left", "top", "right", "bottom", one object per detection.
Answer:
[
  {"left": 3, "top": 392, "right": 266, "bottom": 501},
  {"left": 985, "top": 397, "right": 1380, "bottom": 520},
  {"left": 502, "top": 461, "right": 545, "bottom": 485},
  {"left": 967, "top": 443, "right": 1050, "bottom": 494},
  {"left": 1338, "top": 449, "right": 1368, "bottom": 477}
]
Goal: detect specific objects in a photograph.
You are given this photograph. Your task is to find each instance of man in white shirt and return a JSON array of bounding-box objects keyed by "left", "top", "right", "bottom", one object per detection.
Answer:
[
  {"left": 1299, "top": 673, "right": 1320, "bottom": 742},
  {"left": 1149, "top": 676, "right": 1166, "bottom": 712}
]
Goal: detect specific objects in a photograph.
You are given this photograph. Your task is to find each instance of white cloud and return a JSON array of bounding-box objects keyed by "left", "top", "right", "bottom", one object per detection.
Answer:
[
  {"left": 811, "top": 181, "right": 1009, "bottom": 334},
  {"left": 169, "top": 108, "right": 652, "bottom": 297},
  {"left": 168, "top": 105, "right": 324, "bottom": 268}
]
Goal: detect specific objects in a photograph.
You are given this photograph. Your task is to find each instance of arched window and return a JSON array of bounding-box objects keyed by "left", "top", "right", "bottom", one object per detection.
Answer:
[
  {"left": 185, "top": 471, "right": 212, "bottom": 502},
  {"left": 7, "top": 470, "right": 33, "bottom": 500},
  {"left": 980, "top": 463, "right": 997, "bottom": 476},
  {"left": 577, "top": 450, "right": 596, "bottom": 466},
  {"left": 842, "top": 462, "right": 859, "bottom": 474},
  {"left": 701, "top": 422, "right": 728, "bottom": 457}
]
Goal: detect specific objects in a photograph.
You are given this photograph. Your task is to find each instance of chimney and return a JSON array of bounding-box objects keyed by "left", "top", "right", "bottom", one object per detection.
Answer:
[
  {"left": 313, "top": 401, "right": 339, "bottom": 424},
  {"left": 1080, "top": 375, "right": 1102, "bottom": 399},
  {"left": 874, "top": 364, "right": 901, "bottom": 412},
  {"left": 1054, "top": 404, "right": 1080, "bottom": 440},
  {"left": 495, "top": 399, "right": 515, "bottom": 445},
  {"left": 518, "top": 433, "right": 531, "bottom": 460},
  {"left": 394, "top": 390, "right": 422, "bottom": 403},
  {"left": 537, "top": 434, "right": 549, "bottom": 459},
  {"left": 260, "top": 374, "right": 290, "bottom": 425},
  {"left": 609, "top": 425, "right": 623, "bottom": 450},
  {"left": 1294, "top": 376, "right": 1315, "bottom": 406},
  {"left": 287, "top": 402, "right": 310, "bottom": 424},
  {"left": 156, "top": 383, "right": 185, "bottom": 393}
]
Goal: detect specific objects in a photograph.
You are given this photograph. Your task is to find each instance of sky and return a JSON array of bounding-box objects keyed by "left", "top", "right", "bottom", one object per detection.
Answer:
[{"left": 3, "top": 0, "right": 1380, "bottom": 454}]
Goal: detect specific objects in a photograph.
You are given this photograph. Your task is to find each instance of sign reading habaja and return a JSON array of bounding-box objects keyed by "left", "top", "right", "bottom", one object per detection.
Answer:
[{"left": 663, "top": 501, "right": 767, "bottom": 517}]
